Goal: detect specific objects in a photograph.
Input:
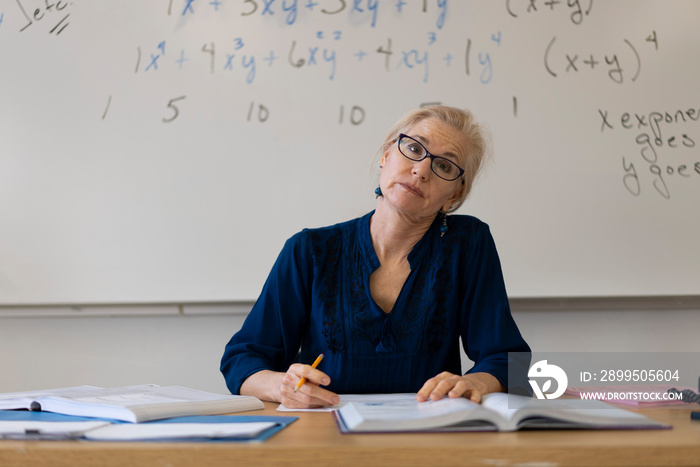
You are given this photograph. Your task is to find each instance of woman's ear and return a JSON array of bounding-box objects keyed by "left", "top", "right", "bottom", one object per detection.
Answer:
[
  {"left": 446, "top": 180, "right": 465, "bottom": 211},
  {"left": 380, "top": 141, "right": 392, "bottom": 166}
]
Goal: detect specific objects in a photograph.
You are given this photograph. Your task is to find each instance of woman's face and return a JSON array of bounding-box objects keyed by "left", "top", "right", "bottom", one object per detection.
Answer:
[{"left": 379, "top": 118, "right": 466, "bottom": 221}]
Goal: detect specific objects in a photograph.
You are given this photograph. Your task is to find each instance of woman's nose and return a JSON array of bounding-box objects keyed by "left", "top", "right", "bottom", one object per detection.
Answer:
[{"left": 411, "top": 157, "right": 432, "bottom": 180}]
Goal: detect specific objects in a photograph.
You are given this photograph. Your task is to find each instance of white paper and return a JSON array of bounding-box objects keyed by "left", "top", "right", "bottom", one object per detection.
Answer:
[
  {"left": 277, "top": 393, "right": 418, "bottom": 412},
  {"left": 82, "top": 422, "right": 278, "bottom": 441},
  {"left": 0, "top": 420, "right": 110, "bottom": 439}
]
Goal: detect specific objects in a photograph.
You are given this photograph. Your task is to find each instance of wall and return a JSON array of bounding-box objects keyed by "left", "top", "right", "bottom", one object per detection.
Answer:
[{"left": 1, "top": 304, "right": 698, "bottom": 393}]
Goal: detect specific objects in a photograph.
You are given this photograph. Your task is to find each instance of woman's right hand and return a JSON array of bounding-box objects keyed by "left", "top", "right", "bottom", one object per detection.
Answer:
[
  {"left": 239, "top": 367, "right": 340, "bottom": 409},
  {"left": 279, "top": 363, "right": 340, "bottom": 409}
]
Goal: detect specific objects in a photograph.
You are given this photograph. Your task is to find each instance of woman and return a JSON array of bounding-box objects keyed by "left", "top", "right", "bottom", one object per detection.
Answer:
[{"left": 221, "top": 105, "right": 530, "bottom": 409}]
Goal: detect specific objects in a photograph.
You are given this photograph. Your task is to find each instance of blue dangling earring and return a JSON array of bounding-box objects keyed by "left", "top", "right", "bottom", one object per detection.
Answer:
[
  {"left": 440, "top": 212, "right": 448, "bottom": 237},
  {"left": 375, "top": 164, "right": 384, "bottom": 199}
]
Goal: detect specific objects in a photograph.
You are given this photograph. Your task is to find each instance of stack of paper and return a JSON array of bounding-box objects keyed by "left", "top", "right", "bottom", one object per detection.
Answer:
[{"left": 0, "top": 384, "right": 296, "bottom": 442}]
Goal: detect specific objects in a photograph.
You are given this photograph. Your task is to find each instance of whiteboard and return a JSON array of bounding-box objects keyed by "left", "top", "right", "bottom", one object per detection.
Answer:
[{"left": 1, "top": 0, "right": 699, "bottom": 305}]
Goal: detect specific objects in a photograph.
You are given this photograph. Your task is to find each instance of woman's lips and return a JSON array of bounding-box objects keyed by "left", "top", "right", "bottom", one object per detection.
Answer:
[{"left": 399, "top": 183, "right": 424, "bottom": 197}]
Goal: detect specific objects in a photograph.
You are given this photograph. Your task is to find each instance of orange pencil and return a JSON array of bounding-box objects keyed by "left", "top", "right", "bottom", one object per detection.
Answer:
[{"left": 294, "top": 354, "right": 324, "bottom": 392}]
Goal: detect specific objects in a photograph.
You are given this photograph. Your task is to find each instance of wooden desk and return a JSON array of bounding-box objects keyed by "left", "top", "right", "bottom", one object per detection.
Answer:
[{"left": 1, "top": 403, "right": 699, "bottom": 467}]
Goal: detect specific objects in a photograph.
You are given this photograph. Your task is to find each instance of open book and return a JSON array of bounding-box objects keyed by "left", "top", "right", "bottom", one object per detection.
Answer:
[
  {"left": 0, "top": 384, "right": 263, "bottom": 423},
  {"left": 334, "top": 393, "right": 669, "bottom": 433}
]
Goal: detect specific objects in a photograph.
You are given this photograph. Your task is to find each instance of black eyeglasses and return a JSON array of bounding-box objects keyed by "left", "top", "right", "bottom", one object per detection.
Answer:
[{"left": 396, "top": 134, "right": 465, "bottom": 181}]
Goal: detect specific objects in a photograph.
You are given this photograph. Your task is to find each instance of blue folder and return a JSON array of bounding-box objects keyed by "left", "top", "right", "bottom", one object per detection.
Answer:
[{"left": 0, "top": 410, "right": 297, "bottom": 442}]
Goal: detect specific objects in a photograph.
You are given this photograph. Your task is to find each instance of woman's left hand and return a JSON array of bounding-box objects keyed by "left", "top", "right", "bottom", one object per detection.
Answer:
[{"left": 416, "top": 371, "right": 505, "bottom": 403}]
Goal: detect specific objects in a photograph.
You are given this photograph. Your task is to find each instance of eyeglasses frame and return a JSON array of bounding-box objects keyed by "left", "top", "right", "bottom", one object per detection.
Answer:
[{"left": 396, "top": 133, "right": 466, "bottom": 182}]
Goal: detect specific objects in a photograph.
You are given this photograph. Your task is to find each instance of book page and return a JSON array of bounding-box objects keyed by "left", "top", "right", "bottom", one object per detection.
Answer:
[
  {"left": 337, "top": 396, "right": 504, "bottom": 432},
  {"left": 33, "top": 385, "right": 263, "bottom": 423},
  {"left": 41, "top": 385, "right": 187, "bottom": 407},
  {"left": 480, "top": 393, "right": 535, "bottom": 422},
  {"left": 0, "top": 386, "right": 102, "bottom": 400},
  {"left": 482, "top": 393, "right": 621, "bottom": 419},
  {"left": 481, "top": 393, "right": 665, "bottom": 429},
  {"left": 0, "top": 386, "right": 102, "bottom": 411},
  {"left": 41, "top": 385, "right": 239, "bottom": 408},
  {"left": 349, "top": 397, "right": 478, "bottom": 420}
]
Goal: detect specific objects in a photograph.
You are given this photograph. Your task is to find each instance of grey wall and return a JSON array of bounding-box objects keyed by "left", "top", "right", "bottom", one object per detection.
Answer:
[{"left": 2, "top": 304, "right": 697, "bottom": 394}]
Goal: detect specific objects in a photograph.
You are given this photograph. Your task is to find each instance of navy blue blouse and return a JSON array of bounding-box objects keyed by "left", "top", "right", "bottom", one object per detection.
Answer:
[{"left": 221, "top": 212, "right": 530, "bottom": 395}]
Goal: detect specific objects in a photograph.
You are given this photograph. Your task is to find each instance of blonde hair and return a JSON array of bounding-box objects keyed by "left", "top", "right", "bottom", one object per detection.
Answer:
[{"left": 379, "top": 105, "right": 490, "bottom": 213}]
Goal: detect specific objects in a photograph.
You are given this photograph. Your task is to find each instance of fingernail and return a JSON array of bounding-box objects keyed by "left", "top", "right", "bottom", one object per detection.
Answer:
[
  {"left": 331, "top": 396, "right": 340, "bottom": 404},
  {"left": 322, "top": 377, "right": 330, "bottom": 385}
]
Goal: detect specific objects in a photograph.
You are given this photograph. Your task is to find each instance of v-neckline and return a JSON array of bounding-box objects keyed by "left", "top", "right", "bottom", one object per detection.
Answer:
[{"left": 358, "top": 211, "right": 439, "bottom": 316}]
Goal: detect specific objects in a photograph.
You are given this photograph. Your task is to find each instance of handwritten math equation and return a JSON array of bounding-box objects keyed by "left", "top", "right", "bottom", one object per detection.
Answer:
[
  {"left": 505, "top": 0, "right": 593, "bottom": 26},
  {"left": 168, "top": 0, "right": 448, "bottom": 29},
  {"left": 544, "top": 31, "right": 658, "bottom": 85},
  {"left": 134, "top": 0, "right": 498, "bottom": 87},
  {"left": 12, "top": 0, "right": 73, "bottom": 35},
  {"left": 106, "top": 0, "right": 506, "bottom": 124},
  {"left": 599, "top": 107, "right": 700, "bottom": 200},
  {"left": 132, "top": 32, "right": 499, "bottom": 86},
  {"left": 5, "top": 0, "right": 660, "bottom": 90}
]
